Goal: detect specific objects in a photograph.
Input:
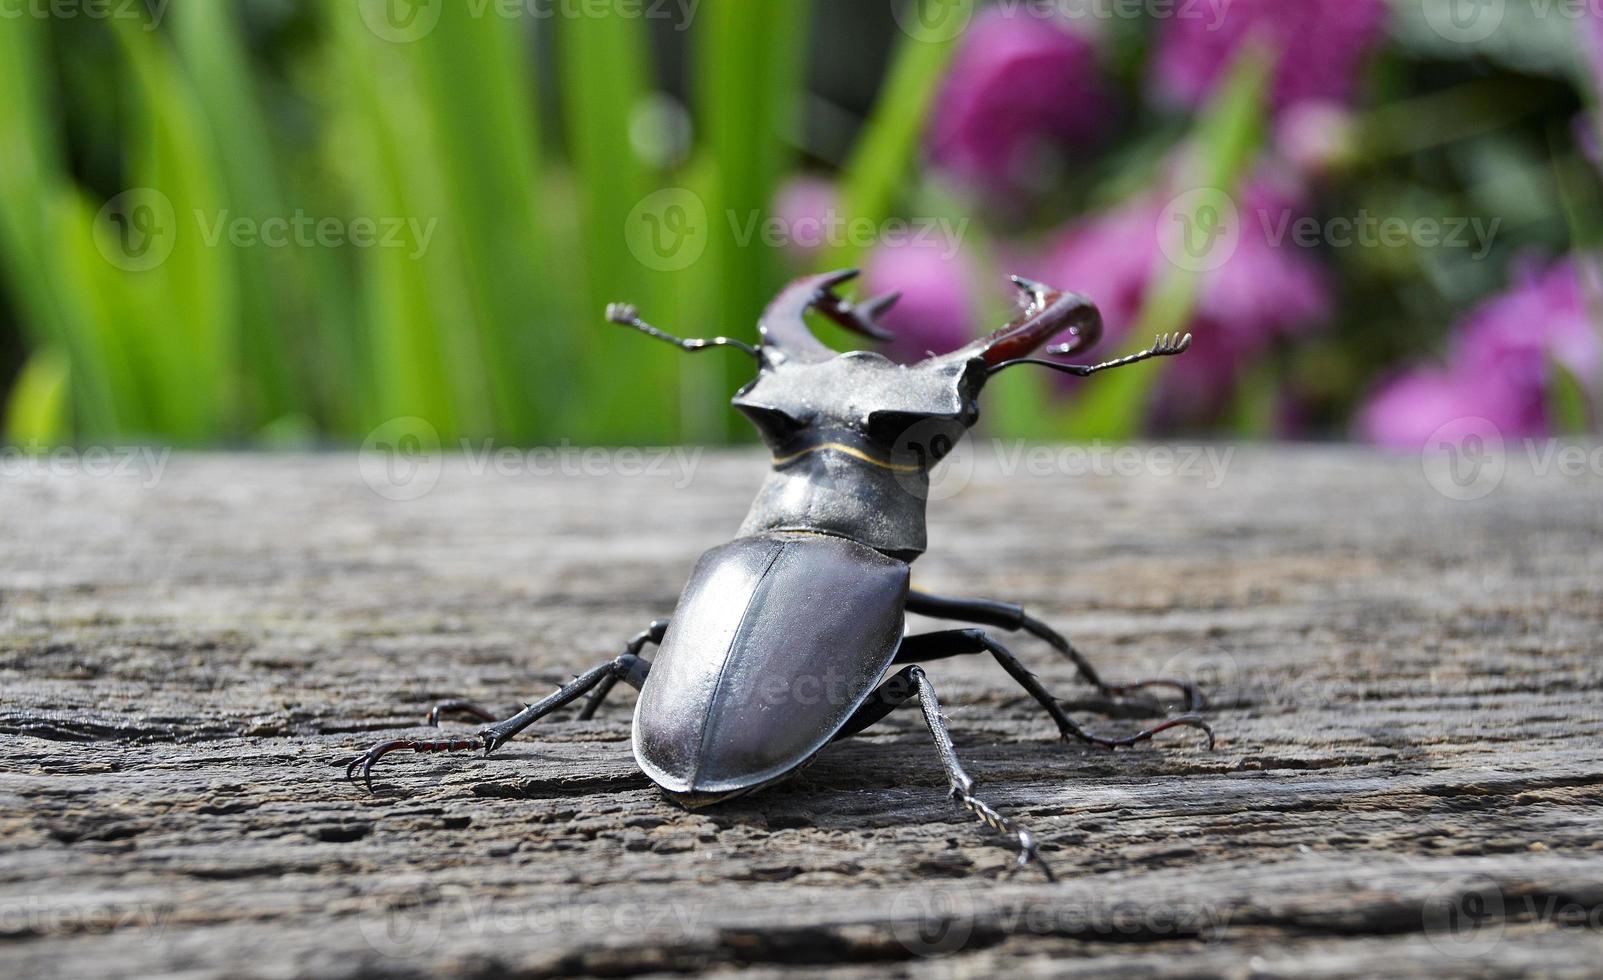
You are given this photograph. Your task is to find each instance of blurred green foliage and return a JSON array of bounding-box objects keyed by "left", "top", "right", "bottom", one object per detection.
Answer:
[{"left": 0, "top": 0, "right": 1597, "bottom": 447}]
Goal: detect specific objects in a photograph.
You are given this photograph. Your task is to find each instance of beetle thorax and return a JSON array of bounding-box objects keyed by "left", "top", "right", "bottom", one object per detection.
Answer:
[{"left": 731, "top": 351, "right": 985, "bottom": 560}]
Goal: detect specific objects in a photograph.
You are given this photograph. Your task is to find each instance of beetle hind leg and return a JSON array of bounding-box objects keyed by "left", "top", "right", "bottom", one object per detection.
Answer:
[
  {"left": 838, "top": 666, "right": 1054, "bottom": 881},
  {"left": 905, "top": 591, "right": 1203, "bottom": 712}
]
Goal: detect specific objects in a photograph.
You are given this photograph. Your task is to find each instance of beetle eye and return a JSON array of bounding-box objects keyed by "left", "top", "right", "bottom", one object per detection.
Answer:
[{"left": 740, "top": 404, "right": 807, "bottom": 439}]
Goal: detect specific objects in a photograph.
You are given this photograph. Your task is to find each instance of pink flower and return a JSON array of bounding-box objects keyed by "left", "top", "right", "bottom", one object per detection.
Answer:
[
  {"left": 1152, "top": 0, "right": 1388, "bottom": 113},
  {"left": 1357, "top": 369, "right": 1486, "bottom": 450},
  {"left": 1275, "top": 100, "right": 1360, "bottom": 177},
  {"left": 927, "top": 10, "right": 1112, "bottom": 196},
  {"left": 862, "top": 241, "right": 978, "bottom": 364},
  {"left": 1358, "top": 257, "right": 1601, "bottom": 448},
  {"left": 771, "top": 177, "right": 840, "bottom": 267}
]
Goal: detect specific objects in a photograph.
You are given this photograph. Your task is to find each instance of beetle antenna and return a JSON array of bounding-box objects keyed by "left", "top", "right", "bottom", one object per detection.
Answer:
[{"left": 605, "top": 304, "right": 760, "bottom": 360}]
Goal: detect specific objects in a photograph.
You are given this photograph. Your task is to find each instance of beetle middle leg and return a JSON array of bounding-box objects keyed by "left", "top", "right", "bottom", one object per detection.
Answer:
[
  {"left": 894, "top": 629, "right": 1214, "bottom": 750},
  {"left": 423, "top": 619, "right": 669, "bottom": 727},
  {"left": 835, "top": 665, "right": 1054, "bottom": 880},
  {"left": 905, "top": 590, "right": 1203, "bottom": 711},
  {"left": 345, "top": 652, "right": 652, "bottom": 793}
]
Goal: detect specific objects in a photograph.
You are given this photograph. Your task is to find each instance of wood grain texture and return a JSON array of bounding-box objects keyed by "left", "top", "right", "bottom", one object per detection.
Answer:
[{"left": 2, "top": 447, "right": 1601, "bottom": 978}]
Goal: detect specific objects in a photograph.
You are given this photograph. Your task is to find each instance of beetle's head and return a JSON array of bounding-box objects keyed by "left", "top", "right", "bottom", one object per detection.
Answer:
[{"left": 732, "top": 270, "right": 1102, "bottom": 473}]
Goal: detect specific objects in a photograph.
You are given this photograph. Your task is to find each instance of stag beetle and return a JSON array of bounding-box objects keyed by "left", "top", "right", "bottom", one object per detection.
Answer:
[{"left": 346, "top": 270, "right": 1211, "bottom": 877}]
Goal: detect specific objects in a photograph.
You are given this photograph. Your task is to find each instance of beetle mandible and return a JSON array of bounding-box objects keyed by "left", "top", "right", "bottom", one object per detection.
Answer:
[{"left": 346, "top": 270, "right": 1212, "bottom": 877}]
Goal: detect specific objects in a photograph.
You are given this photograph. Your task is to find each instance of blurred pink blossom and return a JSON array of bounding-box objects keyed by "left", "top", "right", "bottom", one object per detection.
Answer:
[
  {"left": 927, "top": 10, "right": 1111, "bottom": 196},
  {"left": 771, "top": 177, "right": 841, "bottom": 267},
  {"left": 1358, "top": 257, "right": 1601, "bottom": 448},
  {"left": 1275, "top": 100, "right": 1359, "bottom": 177},
  {"left": 1152, "top": 0, "right": 1388, "bottom": 113},
  {"left": 863, "top": 242, "right": 978, "bottom": 364}
]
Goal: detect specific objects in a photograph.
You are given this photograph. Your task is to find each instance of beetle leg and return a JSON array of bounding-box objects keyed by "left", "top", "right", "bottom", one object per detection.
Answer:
[
  {"left": 904, "top": 590, "right": 1204, "bottom": 711},
  {"left": 578, "top": 619, "right": 669, "bottom": 720},
  {"left": 896, "top": 629, "right": 1215, "bottom": 750},
  {"left": 840, "top": 665, "right": 1054, "bottom": 880},
  {"left": 424, "top": 699, "right": 501, "bottom": 727},
  {"left": 344, "top": 653, "right": 652, "bottom": 794}
]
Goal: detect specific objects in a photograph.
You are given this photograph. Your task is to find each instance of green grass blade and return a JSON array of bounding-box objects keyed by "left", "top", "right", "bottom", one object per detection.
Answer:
[
  {"left": 1064, "top": 48, "right": 1272, "bottom": 440},
  {"left": 170, "top": 1, "right": 303, "bottom": 428},
  {"left": 830, "top": 1, "right": 964, "bottom": 270},
  {"left": 3, "top": 348, "right": 71, "bottom": 445},
  {"left": 557, "top": 11, "right": 677, "bottom": 443},
  {"left": 413, "top": 9, "right": 568, "bottom": 441},
  {"left": 693, "top": 0, "right": 809, "bottom": 439}
]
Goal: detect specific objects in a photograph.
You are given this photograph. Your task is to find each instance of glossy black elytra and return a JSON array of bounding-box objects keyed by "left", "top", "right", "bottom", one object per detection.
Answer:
[{"left": 346, "top": 270, "right": 1210, "bottom": 878}]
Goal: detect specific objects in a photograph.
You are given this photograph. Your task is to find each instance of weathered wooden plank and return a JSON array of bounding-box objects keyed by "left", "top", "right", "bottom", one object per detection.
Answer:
[{"left": 2, "top": 447, "right": 1601, "bottom": 978}]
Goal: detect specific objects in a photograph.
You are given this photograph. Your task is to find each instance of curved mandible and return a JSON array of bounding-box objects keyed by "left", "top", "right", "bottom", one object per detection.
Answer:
[
  {"left": 758, "top": 270, "right": 900, "bottom": 363},
  {"left": 929, "top": 276, "right": 1103, "bottom": 368}
]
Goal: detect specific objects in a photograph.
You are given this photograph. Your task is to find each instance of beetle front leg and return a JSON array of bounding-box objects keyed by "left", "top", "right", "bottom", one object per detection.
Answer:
[
  {"left": 344, "top": 653, "right": 652, "bottom": 793},
  {"left": 905, "top": 590, "right": 1203, "bottom": 711},
  {"left": 422, "top": 619, "right": 669, "bottom": 727},
  {"left": 578, "top": 619, "right": 669, "bottom": 720}
]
